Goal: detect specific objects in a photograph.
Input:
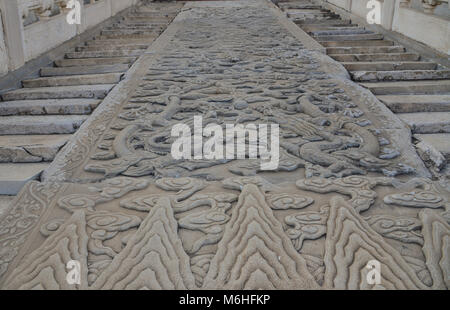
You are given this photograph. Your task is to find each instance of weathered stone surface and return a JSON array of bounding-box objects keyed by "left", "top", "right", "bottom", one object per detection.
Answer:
[
  {"left": 279, "top": 0, "right": 450, "bottom": 180},
  {"left": 331, "top": 53, "right": 420, "bottom": 62},
  {"left": 398, "top": 112, "right": 450, "bottom": 134},
  {"left": 1, "top": 174, "right": 449, "bottom": 289},
  {"left": 40, "top": 65, "right": 130, "bottom": 77},
  {"left": 0, "top": 0, "right": 182, "bottom": 199},
  {"left": 296, "top": 19, "right": 353, "bottom": 26},
  {"left": 327, "top": 46, "right": 406, "bottom": 55},
  {"left": 0, "top": 0, "right": 448, "bottom": 291},
  {"left": 352, "top": 70, "right": 450, "bottom": 82},
  {"left": 22, "top": 73, "right": 123, "bottom": 88},
  {"left": 0, "top": 99, "right": 100, "bottom": 116},
  {"left": 0, "top": 115, "right": 88, "bottom": 135},
  {"left": 343, "top": 62, "right": 437, "bottom": 72},
  {"left": 0, "top": 163, "right": 48, "bottom": 195},
  {"left": 87, "top": 38, "right": 154, "bottom": 45},
  {"left": 54, "top": 57, "right": 136, "bottom": 67},
  {"left": 360, "top": 80, "right": 450, "bottom": 95},
  {"left": 310, "top": 28, "right": 371, "bottom": 36},
  {"left": 415, "top": 134, "right": 450, "bottom": 160},
  {"left": 316, "top": 33, "right": 384, "bottom": 41},
  {"left": 65, "top": 50, "right": 144, "bottom": 59},
  {"left": 100, "top": 29, "right": 162, "bottom": 38},
  {"left": 76, "top": 44, "right": 148, "bottom": 52},
  {"left": 0, "top": 196, "right": 13, "bottom": 218},
  {"left": 378, "top": 95, "right": 450, "bottom": 113},
  {"left": 303, "top": 25, "right": 360, "bottom": 33},
  {"left": 320, "top": 39, "right": 395, "bottom": 47},
  {"left": 415, "top": 134, "right": 449, "bottom": 171}
]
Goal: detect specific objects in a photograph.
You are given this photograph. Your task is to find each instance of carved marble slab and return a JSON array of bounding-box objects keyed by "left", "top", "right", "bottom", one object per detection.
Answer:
[
  {"left": 1, "top": 175, "right": 449, "bottom": 289},
  {"left": 1, "top": 0, "right": 448, "bottom": 290},
  {"left": 42, "top": 0, "right": 429, "bottom": 184}
]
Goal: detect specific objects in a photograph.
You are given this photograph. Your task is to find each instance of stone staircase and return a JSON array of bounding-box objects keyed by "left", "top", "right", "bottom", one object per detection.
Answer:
[
  {"left": 0, "top": 1, "right": 183, "bottom": 195},
  {"left": 276, "top": 0, "right": 450, "bottom": 175}
]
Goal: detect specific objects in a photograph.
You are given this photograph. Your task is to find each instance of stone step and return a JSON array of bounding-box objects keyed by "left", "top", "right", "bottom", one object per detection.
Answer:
[
  {"left": 279, "top": 3, "right": 322, "bottom": 9},
  {"left": 112, "top": 23, "right": 168, "bottom": 29},
  {"left": 352, "top": 70, "right": 450, "bottom": 82},
  {"left": 134, "top": 7, "right": 180, "bottom": 13},
  {"left": 133, "top": 4, "right": 181, "bottom": 10},
  {"left": 304, "top": 23, "right": 359, "bottom": 29},
  {"left": 82, "top": 40, "right": 149, "bottom": 47},
  {"left": 123, "top": 20, "right": 171, "bottom": 25},
  {"left": 0, "top": 99, "right": 100, "bottom": 116},
  {"left": 112, "top": 19, "right": 169, "bottom": 26},
  {"left": 104, "top": 26, "right": 165, "bottom": 32},
  {"left": 65, "top": 50, "right": 144, "bottom": 59},
  {"left": 100, "top": 29, "right": 162, "bottom": 37},
  {"left": 415, "top": 134, "right": 450, "bottom": 160},
  {"left": 23, "top": 73, "right": 123, "bottom": 88},
  {"left": 126, "top": 12, "right": 177, "bottom": 18},
  {"left": 360, "top": 80, "right": 450, "bottom": 95},
  {"left": 122, "top": 16, "right": 174, "bottom": 24},
  {"left": 96, "top": 33, "right": 159, "bottom": 40},
  {"left": 398, "top": 112, "right": 450, "bottom": 134},
  {"left": 76, "top": 44, "right": 148, "bottom": 52},
  {"left": 285, "top": 8, "right": 333, "bottom": 13},
  {"left": 0, "top": 163, "right": 49, "bottom": 195},
  {"left": 126, "top": 11, "right": 177, "bottom": 16},
  {"left": 40, "top": 64, "right": 129, "bottom": 77},
  {"left": 378, "top": 95, "right": 450, "bottom": 113},
  {"left": 0, "top": 196, "right": 14, "bottom": 217},
  {"left": 320, "top": 40, "right": 394, "bottom": 47},
  {"left": 288, "top": 12, "right": 340, "bottom": 19},
  {"left": 116, "top": 21, "right": 170, "bottom": 27},
  {"left": 342, "top": 61, "right": 436, "bottom": 71},
  {"left": 326, "top": 46, "right": 405, "bottom": 54},
  {"left": 0, "top": 134, "right": 70, "bottom": 163},
  {"left": 1, "top": 84, "right": 114, "bottom": 100},
  {"left": 279, "top": 3, "right": 321, "bottom": 8},
  {"left": 295, "top": 19, "right": 352, "bottom": 26},
  {"left": 88, "top": 38, "right": 155, "bottom": 45},
  {"left": 316, "top": 33, "right": 384, "bottom": 41},
  {"left": 290, "top": 16, "right": 342, "bottom": 23},
  {"left": 287, "top": 10, "right": 338, "bottom": 16},
  {"left": 302, "top": 24, "right": 359, "bottom": 32},
  {"left": 128, "top": 8, "right": 179, "bottom": 13},
  {"left": 283, "top": 8, "right": 324, "bottom": 13},
  {"left": 287, "top": 11, "right": 332, "bottom": 16},
  {"left": 310, "top": 29, "right": 373, "bottom": 36},
  {"left": 283, "top": 7, "right": 328, "bottom": 13},
  {"left": 0, "top": 115, "right": 88, "bottom": 135},
  {"left": 55, "top": 57, "right": 136, "bottom": 67},
  {"left": 330, "top": 53, "right": 420, "bottom": 62}
]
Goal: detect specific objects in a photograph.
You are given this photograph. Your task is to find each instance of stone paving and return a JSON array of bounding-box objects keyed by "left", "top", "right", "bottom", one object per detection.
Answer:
[{"left": 0, "top": 0, "right": 448, "bottom": 290}]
